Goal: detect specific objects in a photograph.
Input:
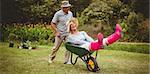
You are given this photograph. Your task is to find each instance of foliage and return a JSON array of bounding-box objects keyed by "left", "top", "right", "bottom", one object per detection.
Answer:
[
  {"left": 77, "top": 0, "right": 148, "bottom": 42},
  {"left": 121, "top": 0, "right": 149, "bottom": 18},
  {"left": 125, "top": 12, "right": 148, "bottom": 42},
  {"left": 69, "top": 0, "right": 92, "bottom": 16},
  {"left": 1, "top": 24, "right": 9, "bottom": 42},
  {"left": 77, "top": 0, "right": 130, "bottom": 37},
  {"left": 1, "top": 0, "right": 149, "bottom": 42},
  {"left": 78, "top": 0, "right": 130, "bottom": 25},
  {"left": 14, "top": 0, "right": 93, "bottom": 22},
  {"left": 15, "top": 0, "right": 60, "bottom": 22},
  {"left": 5, "top": 23, "right": 54, "bottom": 45},
  {"left": 135, "top": 19, "right": 149, "bottom": 42}
]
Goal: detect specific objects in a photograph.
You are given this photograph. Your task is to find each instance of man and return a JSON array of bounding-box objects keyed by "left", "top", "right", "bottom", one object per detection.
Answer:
[{"left": 48, "top": 1, "right": 73, "bottom": 64}]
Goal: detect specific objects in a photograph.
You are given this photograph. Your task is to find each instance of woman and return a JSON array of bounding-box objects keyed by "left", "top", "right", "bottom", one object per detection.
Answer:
[{"left": 66, "top": 17, "right": 122, "bottom": 51}]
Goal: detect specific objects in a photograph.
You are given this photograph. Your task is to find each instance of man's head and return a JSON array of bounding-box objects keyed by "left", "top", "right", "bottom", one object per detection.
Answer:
[{"left": 61, "top": 1, "right": 71, "bottom": 14}]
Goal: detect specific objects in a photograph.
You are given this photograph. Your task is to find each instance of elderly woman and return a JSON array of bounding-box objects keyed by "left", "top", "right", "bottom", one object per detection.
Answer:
[{"left": 66, "top": 17, "right": 122, "bottom": 51}]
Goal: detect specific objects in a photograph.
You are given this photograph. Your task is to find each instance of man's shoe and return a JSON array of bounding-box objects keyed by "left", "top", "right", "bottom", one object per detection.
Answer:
[
  {"left": 48, "top": 59, "right": 53, "bottom": 64},
  {"left": 66, "top": 61, "right": 71, "bottom": 64},
  {"left": 64, "top": 61, "right": 67, "bottom": 64},
  {"left": 64, "top": 61, "right": 71, "bottom": 64}
]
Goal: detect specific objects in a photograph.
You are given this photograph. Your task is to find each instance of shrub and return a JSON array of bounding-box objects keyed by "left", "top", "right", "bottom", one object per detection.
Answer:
[
  {"left": 78, "top": 0, "right": 147, "bottom": 42},
  {"left": 5, "top": 23, "right": 54, "bottom": 44}
]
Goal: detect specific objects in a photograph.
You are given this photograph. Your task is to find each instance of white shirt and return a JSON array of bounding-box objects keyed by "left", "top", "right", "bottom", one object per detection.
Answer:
[{"left": 52, "top": 10, "right": 73, "bottom": 37}]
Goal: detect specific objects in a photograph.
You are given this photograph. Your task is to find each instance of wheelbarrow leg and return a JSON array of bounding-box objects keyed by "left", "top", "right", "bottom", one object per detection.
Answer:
[{"left": 70, "top": 53, "right": 79, "bottom": 65}]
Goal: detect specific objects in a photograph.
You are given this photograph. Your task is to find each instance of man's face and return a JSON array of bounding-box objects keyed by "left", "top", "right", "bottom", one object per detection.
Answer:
[{"left": 62, "top": 7, "right": 70, "bottom": 14}]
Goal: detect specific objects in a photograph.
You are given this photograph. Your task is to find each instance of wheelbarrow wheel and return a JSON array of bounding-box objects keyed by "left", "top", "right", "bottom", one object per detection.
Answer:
[{"left": 86, "top": 57, "right": 100, "bottom": 72}]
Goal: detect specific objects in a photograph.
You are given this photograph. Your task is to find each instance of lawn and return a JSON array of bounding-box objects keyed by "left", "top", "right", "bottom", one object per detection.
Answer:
[{"left": 0, "top": 42, "right": 149, "bottom": 74}]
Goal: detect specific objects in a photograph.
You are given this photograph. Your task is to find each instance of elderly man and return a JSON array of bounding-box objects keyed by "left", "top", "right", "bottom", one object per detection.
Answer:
[{"left": 48, "top": 1, "right": 73, "bottom": 64}]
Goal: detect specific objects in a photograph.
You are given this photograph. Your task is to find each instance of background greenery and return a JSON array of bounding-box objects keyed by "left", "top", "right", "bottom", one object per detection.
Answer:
[{"left": 1, "top": 0, "right": 149, "bottom": 43}]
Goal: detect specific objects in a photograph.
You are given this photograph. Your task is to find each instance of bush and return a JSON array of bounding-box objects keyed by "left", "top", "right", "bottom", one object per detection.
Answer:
[
  {"left": 136, "top": 19, "right": 149, "bottom": 42},
  {"left": 3, "top": 23, "right": 54, "bottom": 44},
  {"left": 77, "top": 0, "right": 148, "bottom": 42},
  {"left": 77, "top": 0, "right": 131, "bottom": 41},
  {"left": 126, "top": 12, "right": 147, "bottom": 42}
]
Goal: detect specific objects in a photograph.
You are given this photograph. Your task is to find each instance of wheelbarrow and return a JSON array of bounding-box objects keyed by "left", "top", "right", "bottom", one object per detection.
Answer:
[{"left": 65, "top": 42, "right": 100, "bottom": 72}]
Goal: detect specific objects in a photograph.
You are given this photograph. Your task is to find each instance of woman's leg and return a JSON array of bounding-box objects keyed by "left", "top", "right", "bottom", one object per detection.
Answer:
[
  {"left": 80, "top": 43, "right": 91, "bottom": 51},
  {"left": 79, "top": 33, "right": 103, "bottom": 51},
  {"left": 90, "top": 33, "right": 104, "bottom": 51},
  {"left": 105, "top": 24, "right": 122, "bottom": 45},
  {"left": 90, "top": 24, "right": 122, "bottom": 51}
]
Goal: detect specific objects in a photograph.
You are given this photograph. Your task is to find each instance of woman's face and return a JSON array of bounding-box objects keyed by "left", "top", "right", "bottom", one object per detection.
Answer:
[{"left": 70, "top": 22, "right": 77, "bottom": 31}]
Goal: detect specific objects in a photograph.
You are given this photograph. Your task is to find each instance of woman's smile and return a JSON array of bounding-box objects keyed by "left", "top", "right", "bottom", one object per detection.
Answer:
[{"left": 70, "top": 22, "right": 77, "bottom": 31}]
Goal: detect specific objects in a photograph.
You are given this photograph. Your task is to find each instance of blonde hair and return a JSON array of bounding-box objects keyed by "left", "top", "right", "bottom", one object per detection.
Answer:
[{"left": 67, "top": 17, "right": 79, "bottom": 33}]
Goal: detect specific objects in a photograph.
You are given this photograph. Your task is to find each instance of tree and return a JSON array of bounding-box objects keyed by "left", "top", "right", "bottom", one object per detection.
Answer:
[
  {"left": 79, "top": 0, "right": 130, "bottom": 27},
  {"left": 69, "top": 0, "right": 92, "bottom": 17},
  {"left": 121, "top": 0, "right": 149, "bottom": 18},
  {"left": 78, "top": 0, "right": 148, "bottom": 42},
  {"left": 1, "top": 0, "right": 19, "bottom": 23},
  {"left": 16, "top": 0, "right": 60, "bottom": 23}
]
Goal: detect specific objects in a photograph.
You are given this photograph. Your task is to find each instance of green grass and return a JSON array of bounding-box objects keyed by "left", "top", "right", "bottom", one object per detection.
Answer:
[
  {"left": 106, "top": 42, "right": 150, "bottom": 54},
  {"left": 0, "top": 42, "right": 149, "bottom": 74}
]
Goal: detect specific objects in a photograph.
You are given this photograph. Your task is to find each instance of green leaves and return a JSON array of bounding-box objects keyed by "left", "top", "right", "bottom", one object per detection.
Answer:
[
  {"left": 75, "top": 0, "right": 148, "bottom": 42},
  {"left": 7, "top": 24, "right": 54, "bottom": 43},
  {"left": 16, "top": 0, "right": 60, "bottom": 21},
  {"left": 79, "top": 0, "right": 129, "bottom": 26}
]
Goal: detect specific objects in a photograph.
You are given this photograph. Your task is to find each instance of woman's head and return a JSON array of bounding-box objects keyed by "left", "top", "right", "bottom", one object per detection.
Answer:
[{"left": 67, "top": 17, "right": 79, "bottom": 33}]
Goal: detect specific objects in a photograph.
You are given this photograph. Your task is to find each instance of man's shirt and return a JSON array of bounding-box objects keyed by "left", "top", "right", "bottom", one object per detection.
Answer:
[{"left": 52, "top": 10, "right": 73, "bottom": 38}]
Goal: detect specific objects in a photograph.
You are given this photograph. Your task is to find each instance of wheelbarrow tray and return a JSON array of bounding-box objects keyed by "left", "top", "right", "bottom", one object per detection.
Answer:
[{"left": 65, "top": 42, "right": 93, "bottom": 57}]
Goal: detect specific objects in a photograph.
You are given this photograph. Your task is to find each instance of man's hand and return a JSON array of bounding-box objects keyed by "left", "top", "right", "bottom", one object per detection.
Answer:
[
  {"left": 50, "top": 22, "right": 61, "bottom": 37},
  {"left": 54, "top": 32, "right": 61, "bottom": 37}
]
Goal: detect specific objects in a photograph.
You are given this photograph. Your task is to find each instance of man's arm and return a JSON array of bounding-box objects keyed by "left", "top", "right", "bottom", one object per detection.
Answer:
[{"left": 50, "top": 22, "right": 60, "bottom": 37}]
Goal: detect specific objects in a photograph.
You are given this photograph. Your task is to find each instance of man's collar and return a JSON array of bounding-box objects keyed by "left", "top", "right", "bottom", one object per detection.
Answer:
[{"left": 61, "top": 9, "right": 69, "bottom": 15}]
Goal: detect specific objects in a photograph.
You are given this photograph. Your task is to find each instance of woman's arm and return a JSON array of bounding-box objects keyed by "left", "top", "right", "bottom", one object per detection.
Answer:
[{"left": 82, "top": 31, "right": 94, "bottom": 42}]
